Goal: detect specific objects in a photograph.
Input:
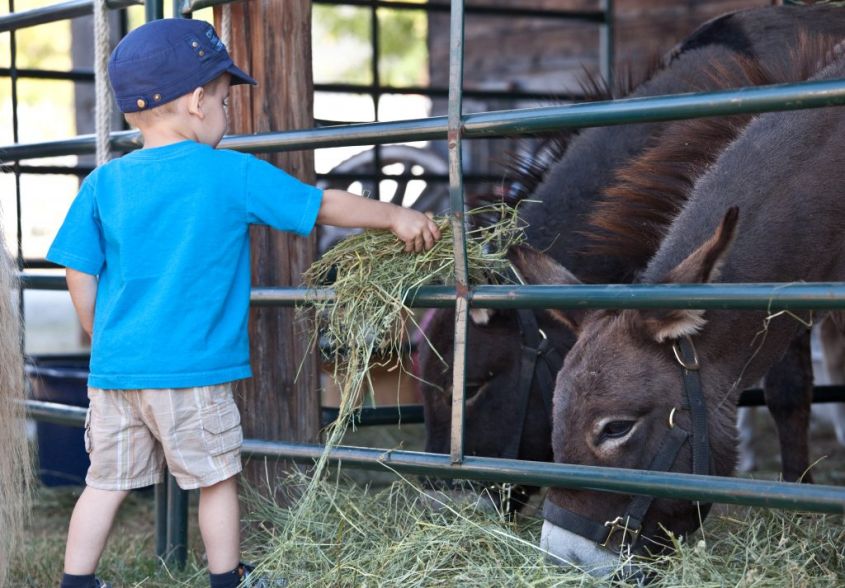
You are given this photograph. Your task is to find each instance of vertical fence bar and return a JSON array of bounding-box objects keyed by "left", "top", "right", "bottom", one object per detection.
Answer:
[
  {"left": 165, "top": 474, "right": 189, "bottom": 568},
  {"left": 370, "top": 0, "right": 383, "bottom": 201},
  {"left": 145, "top": 0, "right": 164, "bottom": 21},
  {"left": 9, "top": 0, "right": 25, "bottom": 333},
  {"left": 447, "top": 0, "right": 468, "bottom": 465},
  {"left": 140, "top": 0, "right": 186, "bottom": 567},
  {"left": 599, "top": 0, "right": 613, "bottom": 85},
  {"left": 155, "top": 473, "right": 168, "bottom": 559}
]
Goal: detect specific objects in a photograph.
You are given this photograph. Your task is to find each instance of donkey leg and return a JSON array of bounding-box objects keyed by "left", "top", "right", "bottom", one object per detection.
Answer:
[
  {"left": 763, "top": 329, "right": 814, "bottom": 483},
  {"left": 819, "top": 316, "right": 845, "bottom": 447},
  {"left": 735, "top": 406, "right": 757, "bottom": 473}
]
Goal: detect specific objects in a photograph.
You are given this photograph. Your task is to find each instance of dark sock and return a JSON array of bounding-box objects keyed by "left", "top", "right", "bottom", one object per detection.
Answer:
[
  {"left": 209, "top": 564, "right": 243, "bottom": 588},
  {"left": 60, "top": 573, "right": 97, "bottom": 588}
]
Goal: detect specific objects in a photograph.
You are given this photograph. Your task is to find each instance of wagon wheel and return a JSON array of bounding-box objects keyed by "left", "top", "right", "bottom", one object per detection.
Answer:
[{"left": 317, "top": 145, "right": 450, "bottom": 255}]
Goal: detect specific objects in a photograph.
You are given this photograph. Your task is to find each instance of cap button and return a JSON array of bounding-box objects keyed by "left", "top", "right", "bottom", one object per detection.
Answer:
[
  {"left": 136, "top": 98, "right": 146, "bottom": 109},
  {"left": 153, "top": 93, "right": 162, "bottom": 102},
  {"left": 198, "top": 50, "right": 205, "bottom": 57},
  {"left": 191, "top": 41, "right": 199, "bottom": 48}
]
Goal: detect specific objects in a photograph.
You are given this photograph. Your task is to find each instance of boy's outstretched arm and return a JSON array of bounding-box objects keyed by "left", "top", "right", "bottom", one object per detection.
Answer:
[
  {"left": 317, "top": 189, "right": 442, "bottom": 253},
  {"left": 66, "top": 268, "right": 97, "bottom": 337}
]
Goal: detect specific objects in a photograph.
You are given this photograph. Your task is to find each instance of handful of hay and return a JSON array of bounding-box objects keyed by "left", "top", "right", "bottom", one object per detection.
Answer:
[{"left": 294, "top": 203, "right": 524, "bottom": 504}]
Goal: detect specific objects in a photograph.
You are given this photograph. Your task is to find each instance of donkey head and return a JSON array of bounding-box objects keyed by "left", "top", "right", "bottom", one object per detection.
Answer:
[
  {"left": 511, "top": 209, "right": 740, "bottom": 574},
  {"left": 419, "top": 303, "right": 574, "bottom": 464}
]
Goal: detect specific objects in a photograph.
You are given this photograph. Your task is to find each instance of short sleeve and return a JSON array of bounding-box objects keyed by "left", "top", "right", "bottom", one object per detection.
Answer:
[
  {"left": 46, "top": 177, "right": 105, "bottom": 275},
  {"left": 244, "top": 156, "right": 323, "bottom": 235}
]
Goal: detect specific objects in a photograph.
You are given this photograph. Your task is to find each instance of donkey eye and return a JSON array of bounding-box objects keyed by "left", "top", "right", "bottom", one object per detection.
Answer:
[{"left": 599, "top": 420, "right": 635, "bottom": 442}]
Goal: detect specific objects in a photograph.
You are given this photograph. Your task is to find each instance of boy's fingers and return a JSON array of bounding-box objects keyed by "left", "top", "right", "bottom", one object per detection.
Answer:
[{"left": 423, "top": 229, "right": 435, "bottom": 250}]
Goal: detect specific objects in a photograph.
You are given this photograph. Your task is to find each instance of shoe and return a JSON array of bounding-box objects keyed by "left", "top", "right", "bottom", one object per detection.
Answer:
[
  {"left": 94, "top": 579, "right": 112, "bottom": 588},
  {"left": 238, "top": 562, "right": 287, "bottom": 587}
]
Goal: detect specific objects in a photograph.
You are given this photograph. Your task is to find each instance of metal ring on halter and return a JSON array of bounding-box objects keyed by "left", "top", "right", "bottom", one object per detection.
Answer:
[
  {"left": 668, "top": 407, "right": 677, "bottom": 429},
  {"left": 538, "top": 328, "right": 547, "bottom": 340},
  {"left": 671, "top": 336, "right": 700, "bottom": 370}
]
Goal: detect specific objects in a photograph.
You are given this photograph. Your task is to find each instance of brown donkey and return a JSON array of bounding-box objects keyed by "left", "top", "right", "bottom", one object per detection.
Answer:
[{"left": 514, "top": 49, "right": 845, "bottom": 572}]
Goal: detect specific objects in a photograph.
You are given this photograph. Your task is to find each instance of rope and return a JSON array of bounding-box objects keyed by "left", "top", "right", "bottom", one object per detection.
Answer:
[
  {"left": 221, "top": 3, "right": 232, "bottom": 52},
  {"left": 93, "top": 0, "right": 112, "bottom": 165}
]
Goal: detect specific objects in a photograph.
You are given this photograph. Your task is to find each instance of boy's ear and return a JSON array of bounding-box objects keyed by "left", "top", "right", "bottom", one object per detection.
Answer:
[{"left": 188, "top": 86, "right": 205, "bottom": 118}]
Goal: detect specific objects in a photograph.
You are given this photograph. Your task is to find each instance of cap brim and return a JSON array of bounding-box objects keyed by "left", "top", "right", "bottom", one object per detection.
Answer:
[{"left": 227, "top": 64, "right": 257, "bottom": 86}]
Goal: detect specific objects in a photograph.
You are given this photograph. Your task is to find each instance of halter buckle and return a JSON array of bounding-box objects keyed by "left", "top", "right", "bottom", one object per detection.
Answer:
[
  {"left": 601, "top": 516, "right": 640, "bottom": 547},
  {"left": 671, "top": 336, "right": 700, "bottom": 371}
]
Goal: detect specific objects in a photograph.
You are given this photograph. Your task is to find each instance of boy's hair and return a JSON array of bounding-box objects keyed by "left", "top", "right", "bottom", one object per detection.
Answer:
[{"left": 123, "top": 74, "right": 229, "bottom": 128}]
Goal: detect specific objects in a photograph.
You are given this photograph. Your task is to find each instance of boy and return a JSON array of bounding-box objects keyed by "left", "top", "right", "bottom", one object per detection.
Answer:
[{"left": 47, "top": 18, "right": 441, "bottom": 588}]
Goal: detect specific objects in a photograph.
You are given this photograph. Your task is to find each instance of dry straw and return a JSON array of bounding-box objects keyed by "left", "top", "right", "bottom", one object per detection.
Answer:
[
  {"left": 0, "top": 219, "right": 33, "bottom": 585},
  {"left": 243, "top": 471, "right": 845, "bottom": 587},
  {"left": 290, "top": 204, "right": 524, "bottom": 515}
]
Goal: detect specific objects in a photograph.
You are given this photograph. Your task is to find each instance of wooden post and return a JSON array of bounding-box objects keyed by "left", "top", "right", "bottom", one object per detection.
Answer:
[{"left": 216, "top": 0, "right": 319, "bottom": 496}]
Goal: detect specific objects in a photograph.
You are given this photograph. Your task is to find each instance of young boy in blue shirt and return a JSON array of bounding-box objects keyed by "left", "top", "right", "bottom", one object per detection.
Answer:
[{"left": 47, "top": 18, "right": 441, "bottom": 588}]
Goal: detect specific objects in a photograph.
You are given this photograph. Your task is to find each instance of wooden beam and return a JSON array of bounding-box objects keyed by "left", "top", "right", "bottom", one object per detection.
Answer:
[{"left": 217, "top": 0, "right": 319, "bottom": 496}]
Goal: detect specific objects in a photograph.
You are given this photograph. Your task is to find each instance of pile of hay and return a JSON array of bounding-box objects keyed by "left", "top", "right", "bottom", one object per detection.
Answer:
[
  {"left": 242, "top": 472, "right": 845, "bottom": 587},
  {"left": 295, "top": 204, "right": 523, "bottom": 504},
  {"left": 0, "top": 221, "right": 33, "bottom": 585}
]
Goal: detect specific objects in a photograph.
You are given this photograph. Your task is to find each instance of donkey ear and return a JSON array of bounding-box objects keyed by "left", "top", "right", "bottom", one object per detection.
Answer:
[
  {"left": 635, "top": 207, "right": 740, "bottom": 343},
  {"left": 508, "top": 244, "right": 585, "bottom": 332}
]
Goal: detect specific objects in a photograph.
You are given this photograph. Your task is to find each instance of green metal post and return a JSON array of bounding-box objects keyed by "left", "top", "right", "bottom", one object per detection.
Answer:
[
  {"left": 145, "top": 0, "right": 163, "bottom": 21},
  {"left": 165, "top": 475, "right": 189, "bottom": 568},
  {"left": 447, "top": 0, "right": 468, "bottom": 465},
  {"left": 155, "top": 476, "right": 168, "bottom": 559},
  {"left": 599, "top": 0, "right": 613, "bottom": 84}
]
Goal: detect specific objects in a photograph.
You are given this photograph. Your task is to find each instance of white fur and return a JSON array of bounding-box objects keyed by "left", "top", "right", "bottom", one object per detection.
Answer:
[
  {"left": 469, "top": 308, "right": 493, "bottom": 325},
  {"left": 652, "top": 310, "right": 706, "bottom": 343},
  {"left": 540, "top": 520, "right": 623, "bottom": 577}
]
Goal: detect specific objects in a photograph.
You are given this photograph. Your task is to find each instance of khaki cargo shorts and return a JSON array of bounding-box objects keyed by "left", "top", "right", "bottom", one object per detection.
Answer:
[{"left": 84, "top": 384, "right": 243, "bottom": 491}]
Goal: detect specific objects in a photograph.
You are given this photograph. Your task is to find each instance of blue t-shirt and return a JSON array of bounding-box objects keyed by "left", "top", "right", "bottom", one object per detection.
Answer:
[{"left": 47, "top": 140, "right": 323, "bottom": 389}]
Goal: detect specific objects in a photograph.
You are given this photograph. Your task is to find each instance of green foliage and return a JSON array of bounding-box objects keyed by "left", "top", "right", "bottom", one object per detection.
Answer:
[{"left": 313, "top": 4, "right": 428, "bottom": 87}]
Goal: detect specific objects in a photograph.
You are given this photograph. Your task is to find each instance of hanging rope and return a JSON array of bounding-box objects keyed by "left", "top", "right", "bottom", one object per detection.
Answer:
[
  {"left": 221, "top": 3, "right": 232, "bottom": 52},
  {"left": 93, "top": 0, "right": 112, "bottom": 165}
]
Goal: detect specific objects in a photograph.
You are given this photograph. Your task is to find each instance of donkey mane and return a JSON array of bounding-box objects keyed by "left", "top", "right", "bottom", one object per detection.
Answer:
[
  {"left": 490, "top": 57, "right": 665, "bottom": 212},
  {"left": 581, "top": 35, "right": 840, "bottom": 272}
]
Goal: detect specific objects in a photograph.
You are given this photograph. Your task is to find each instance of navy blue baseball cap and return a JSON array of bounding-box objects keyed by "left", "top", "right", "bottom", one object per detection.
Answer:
[{"left": 108, "top": 18, "right": 257, "bottom": 114}]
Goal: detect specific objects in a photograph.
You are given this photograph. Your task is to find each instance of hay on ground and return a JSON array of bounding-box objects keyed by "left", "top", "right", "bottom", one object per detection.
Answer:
[{"left": 242, "top": 472, "right": 845, "bottom": 587}]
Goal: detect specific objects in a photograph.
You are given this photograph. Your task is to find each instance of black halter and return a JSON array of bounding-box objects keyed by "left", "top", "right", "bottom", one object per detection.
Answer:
[
  {"left": 500, "top": 308, "right": 562, "bottom": 459},
  {"left": 542, "top": 335, "right": 712, "bottom": 550}
]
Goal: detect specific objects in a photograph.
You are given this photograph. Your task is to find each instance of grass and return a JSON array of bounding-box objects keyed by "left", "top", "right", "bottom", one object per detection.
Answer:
[
  {"left": 11, "top": 414, "right": 843, "bottom": 587},
  {"left": 242, "top": 473, "right": 845, "bottom": 588},
  {"left": 9, "top": 486, "right": 208, "bottom": 587}
]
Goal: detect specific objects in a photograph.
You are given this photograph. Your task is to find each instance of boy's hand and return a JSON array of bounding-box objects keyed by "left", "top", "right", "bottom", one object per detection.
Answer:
[{"left": 390, "top": 207, "right": 442, "bottom": 253}]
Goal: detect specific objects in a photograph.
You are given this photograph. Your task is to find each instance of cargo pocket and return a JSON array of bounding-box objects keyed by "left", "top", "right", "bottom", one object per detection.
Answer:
[
  {"left": 83, "top": 407, "right": 93, "bottom": 454},
  {"left": 200, "top": 401, "right": 243, "bottom": 457}
]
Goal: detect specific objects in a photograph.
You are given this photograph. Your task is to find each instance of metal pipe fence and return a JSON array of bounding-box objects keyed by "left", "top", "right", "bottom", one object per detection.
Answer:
[
  {"left": 6, "top": 78, "right": 845, "bottom": 161},
  {"left": 24, "top": 399, "right": 845, "bottom": 514},
  {"left": 0, "top": 0, "right": 139, "bottom": 33}
]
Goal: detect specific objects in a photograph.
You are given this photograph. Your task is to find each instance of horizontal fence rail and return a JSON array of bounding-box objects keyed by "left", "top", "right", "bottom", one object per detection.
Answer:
[
  {"left": 5, "top": 79, "right": 845, "bottom": 162},
  {"left": 0, "top": 0, "right": 140, "bottom": 33},
  {"left": 24, "top": 400, "right": 845, "bottom": 514},
  {"left": 19, "top": 275, "right": 845, "bottom": 311},
  {"left": 184, "top": 0, "right": 608, "bottom": 23}
]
